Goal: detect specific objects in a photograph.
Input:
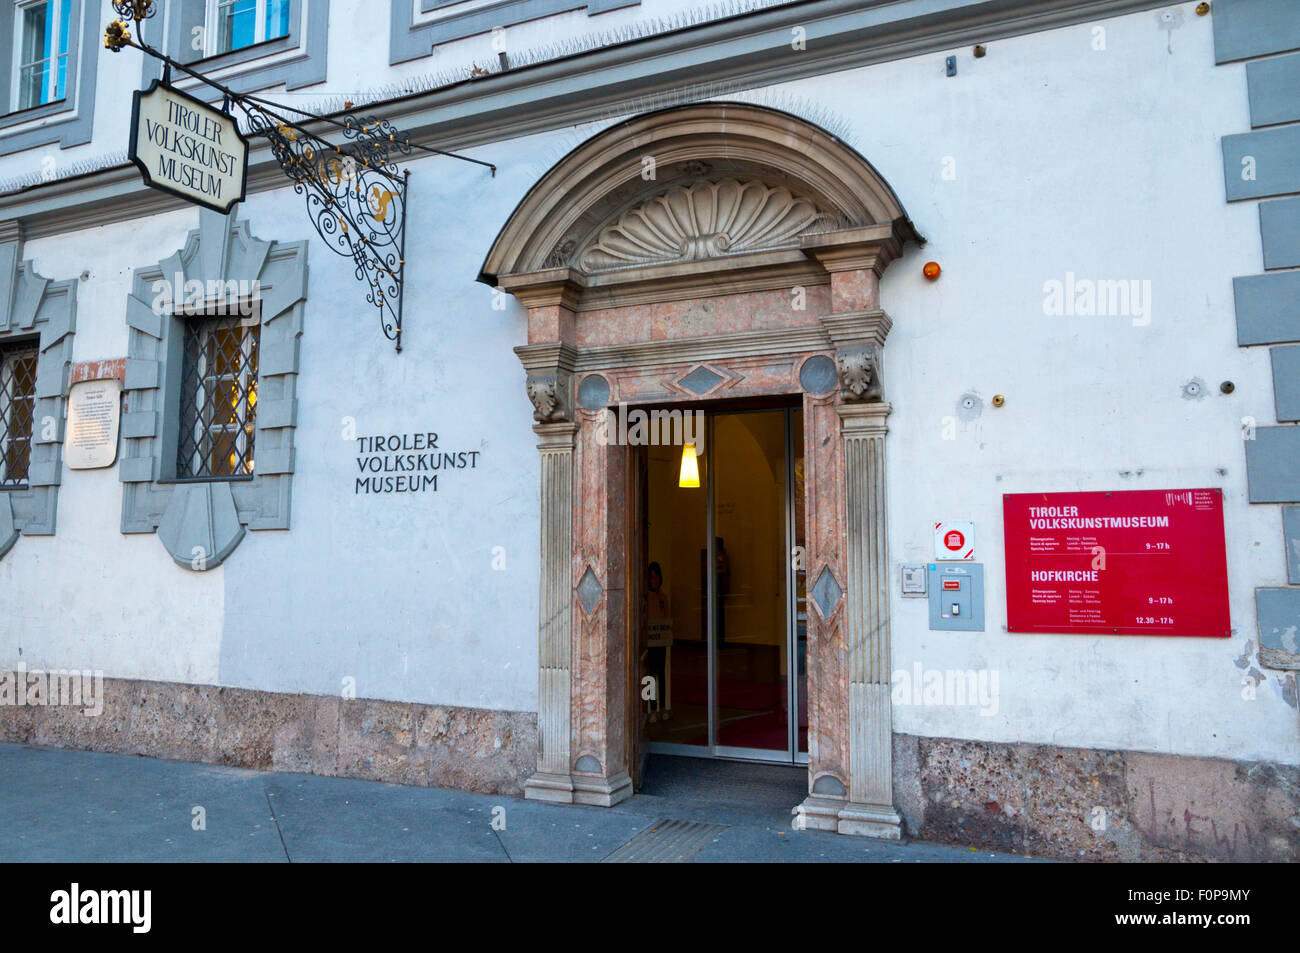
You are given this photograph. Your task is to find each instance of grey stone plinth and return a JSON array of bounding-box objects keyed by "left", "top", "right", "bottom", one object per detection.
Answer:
[{"left": 837, "top": 801, "right": 903, "bottom": 839}]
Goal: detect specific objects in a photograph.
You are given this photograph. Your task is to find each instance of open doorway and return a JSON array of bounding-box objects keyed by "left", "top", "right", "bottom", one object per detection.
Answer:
[{"left": 637, "top": 406, "right": 808, "bottom": 765}]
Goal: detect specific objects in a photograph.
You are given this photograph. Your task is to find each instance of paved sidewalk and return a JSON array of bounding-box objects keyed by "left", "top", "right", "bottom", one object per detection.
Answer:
[{"left": 0, "top": 743, "right": 1038, "bottom": 862}]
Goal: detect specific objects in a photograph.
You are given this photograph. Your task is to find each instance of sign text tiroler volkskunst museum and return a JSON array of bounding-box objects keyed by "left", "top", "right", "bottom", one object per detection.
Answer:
[
  {"left": 354, "top": 432, "right": 482, "bottom": 495},
  {"left": 129, "top": 81, "right": 248, "bottom": 214}
]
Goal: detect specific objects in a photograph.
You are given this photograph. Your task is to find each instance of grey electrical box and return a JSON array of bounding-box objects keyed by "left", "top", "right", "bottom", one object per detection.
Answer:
[{"left": 928, "top": 563, "right": 984, "bottom": 631}]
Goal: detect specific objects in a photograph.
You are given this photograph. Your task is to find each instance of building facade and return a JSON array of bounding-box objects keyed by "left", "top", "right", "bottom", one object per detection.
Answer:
[{"left": 0, "top": 0, "right": 1297, "bottom": 861}]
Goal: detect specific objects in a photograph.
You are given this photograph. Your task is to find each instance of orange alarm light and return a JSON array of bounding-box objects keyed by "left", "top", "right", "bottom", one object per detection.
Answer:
[{"left": 923, "top": 261, "right": 942, "bottom": 280}]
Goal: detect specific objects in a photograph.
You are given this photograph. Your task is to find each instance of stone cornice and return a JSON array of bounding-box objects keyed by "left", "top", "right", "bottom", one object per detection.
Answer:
[
  {"left": 820, "top": 310, "right": 892, "bottom": 349},
  {"left": 1, "top": 0, "right": 1170, "bottom": 240},
  {"left": 514, "top": 341, "right": 579, "bottom": 374},
  {"left": 497, "top": 269, "right": 586, "bottom": 310},
  {"left": 801, "top": 225, "right": 905, "bottom": 277},
  {"left": 388, "top": 0, "right": 1172, "bottom": 163}
]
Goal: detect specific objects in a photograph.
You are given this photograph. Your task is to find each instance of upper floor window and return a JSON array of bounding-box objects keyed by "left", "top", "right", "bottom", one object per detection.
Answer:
[
  {"left": 0, "top": 342, "right": 38, "bottom": 489},
  {"left": 207, "top": 0, "right": 291, "bottom": 57},
  {"left": 176, "top": 312, "right": 260, "bottom": 480},
  {"left": 130, "top": 1, "right": 326, "bottom": 107},
  {"left": 13, "top": 0, "right": 71, "bottom": 111}
]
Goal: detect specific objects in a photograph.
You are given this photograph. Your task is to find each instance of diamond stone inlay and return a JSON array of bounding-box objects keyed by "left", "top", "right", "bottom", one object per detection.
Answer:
[
  {"left": 577, "top": 566, "right": 603, "bottom": 614},
  {"left": 812, "top": 566, "right": 843, "bottom": 618},
  {"left": 678, "top": 365, "right": 725, "bottom": 395}
]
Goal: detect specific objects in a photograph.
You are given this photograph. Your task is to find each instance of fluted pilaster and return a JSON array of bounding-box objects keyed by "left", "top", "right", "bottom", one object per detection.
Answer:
[
  {"left": 524, "top": 421, "right": 579, "bottom": 802},
  {"left": 836, "top": 401, "right": 899, "bottom": 836}
]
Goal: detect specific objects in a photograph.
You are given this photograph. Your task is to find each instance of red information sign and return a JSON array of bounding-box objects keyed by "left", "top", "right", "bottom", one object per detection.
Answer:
[{"left": 1003, "top": 489, "right": 1230, "bottom": 637}]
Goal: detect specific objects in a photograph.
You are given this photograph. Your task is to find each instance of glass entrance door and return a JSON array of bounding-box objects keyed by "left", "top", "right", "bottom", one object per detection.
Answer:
[{"left": 644, "top": 407, "right": 807, "bottom": 764}]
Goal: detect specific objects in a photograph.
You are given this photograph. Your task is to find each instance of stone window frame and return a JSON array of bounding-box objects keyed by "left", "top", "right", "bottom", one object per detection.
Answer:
[
  {"left": 0, "top": 0, "right": 100, "bottom": 156},
  {"left": 0, "top": 220, "right": 76, "bottom": 560},
  {"left": 137, "top": 0, "right": 330, "bottom": 97},
  {"left": 120, "top": 209, "right": 307, "bottom": 571},
  {"left": 390, "top": 0, "right": 640, "bottom": 65}
]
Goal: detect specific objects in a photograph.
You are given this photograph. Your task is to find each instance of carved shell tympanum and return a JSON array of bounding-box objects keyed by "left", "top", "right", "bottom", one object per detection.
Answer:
[{"left": 578, "top": 179, "right": 824, "bottom": 272}]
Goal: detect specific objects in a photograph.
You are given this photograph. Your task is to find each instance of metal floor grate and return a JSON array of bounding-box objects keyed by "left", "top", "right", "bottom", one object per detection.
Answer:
[{"left": 601, "top": 818, "right": 726, "bottom": 863}]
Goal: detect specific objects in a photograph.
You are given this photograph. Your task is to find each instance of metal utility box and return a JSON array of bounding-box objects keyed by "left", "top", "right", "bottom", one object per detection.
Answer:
[
  {"left": 928, "top": 563, "right": 985, "bottom": 631},
  {"left": 901, "top": 564, "right": 928, "bottom": 597}
]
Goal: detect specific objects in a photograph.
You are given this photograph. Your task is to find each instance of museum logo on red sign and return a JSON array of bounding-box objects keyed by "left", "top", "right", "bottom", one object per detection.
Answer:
[{"left": 1002, "top": 489, "right": 1230, "bottom": 637}]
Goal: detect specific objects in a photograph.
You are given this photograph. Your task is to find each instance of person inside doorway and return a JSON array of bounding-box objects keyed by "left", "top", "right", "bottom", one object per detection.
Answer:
[
  {"left": 648, "top": 561, "right": 669, "bottom": 618},
  {"left": 646, "top": 561, "right": 672, "bottom": 723}
]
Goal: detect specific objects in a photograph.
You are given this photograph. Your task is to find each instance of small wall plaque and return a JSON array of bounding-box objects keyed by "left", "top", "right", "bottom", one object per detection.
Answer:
[
  {"left": 901, "top": 564, "right": 928, "bottom": 597},
  {"left": 65, "top": 379, "right": 122, "bottom": 470}
]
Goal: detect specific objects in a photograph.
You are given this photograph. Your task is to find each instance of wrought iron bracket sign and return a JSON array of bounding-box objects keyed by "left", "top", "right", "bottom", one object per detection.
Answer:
[
  {"left": 129, "top": 80, "right": 249, "bottom": 215},
  {"left": 247, "top": 112, "right": 412, "bottom": 347},
  {"left": 105, "top": 0, "right": 494, "bottom": 351}
]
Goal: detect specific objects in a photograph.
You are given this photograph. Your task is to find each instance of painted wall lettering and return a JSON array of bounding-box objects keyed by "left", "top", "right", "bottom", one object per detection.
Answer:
[{"left": 353, "top": 431, "right": 482, "bottom": 494}]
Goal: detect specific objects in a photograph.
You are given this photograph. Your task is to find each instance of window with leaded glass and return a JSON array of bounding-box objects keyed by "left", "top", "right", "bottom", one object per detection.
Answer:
[
  {"left": 0, "top": 343, "right": 38, "bottom": 489},
  {"left": 176, "top": 313, "right": 259, "bottom": 480}
]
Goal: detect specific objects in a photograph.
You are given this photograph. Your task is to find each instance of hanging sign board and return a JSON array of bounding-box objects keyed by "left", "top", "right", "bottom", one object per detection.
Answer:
[
  {"left": 128, "top": 80, "right": 248, "bottom": 214},
  {"left": 1003, "top": 489, "right": 1230, "bottom": 637},
  {"left": 65, "top": 379, "right": 122, "bottom": 470}
]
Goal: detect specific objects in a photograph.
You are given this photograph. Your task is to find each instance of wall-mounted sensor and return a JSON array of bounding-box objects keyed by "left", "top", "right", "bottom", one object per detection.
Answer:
[
  {"left": 992, "top": 394, "right": 1005, "bottom": 407},
  {"left": 946, "top": 56, "right": 957, "bottom": 77},
  {"left": 1220, "top": 381, "right": 1235, "bottom": 394},
  {"left": 974, "top": 45, "right": 987, "bottom": 58}
]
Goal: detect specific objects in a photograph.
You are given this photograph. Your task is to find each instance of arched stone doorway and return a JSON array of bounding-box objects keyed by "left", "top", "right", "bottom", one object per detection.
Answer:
[{"left": 480, "top": 103, "right": 921, "bottom": 836}]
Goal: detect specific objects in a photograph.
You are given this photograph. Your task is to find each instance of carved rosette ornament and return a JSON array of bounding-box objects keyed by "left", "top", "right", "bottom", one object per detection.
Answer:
[{"left": 837, "top": 348, "right": 883, "bottom": 402}]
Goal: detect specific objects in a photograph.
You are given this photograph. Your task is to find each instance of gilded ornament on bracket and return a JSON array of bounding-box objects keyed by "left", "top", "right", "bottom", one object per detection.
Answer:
[
  {"left": 104, "top": 20, "right": 133, "bottom": 51},
  {"left": 112, "top": 0, "right": 157, "bottom": 21}
]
